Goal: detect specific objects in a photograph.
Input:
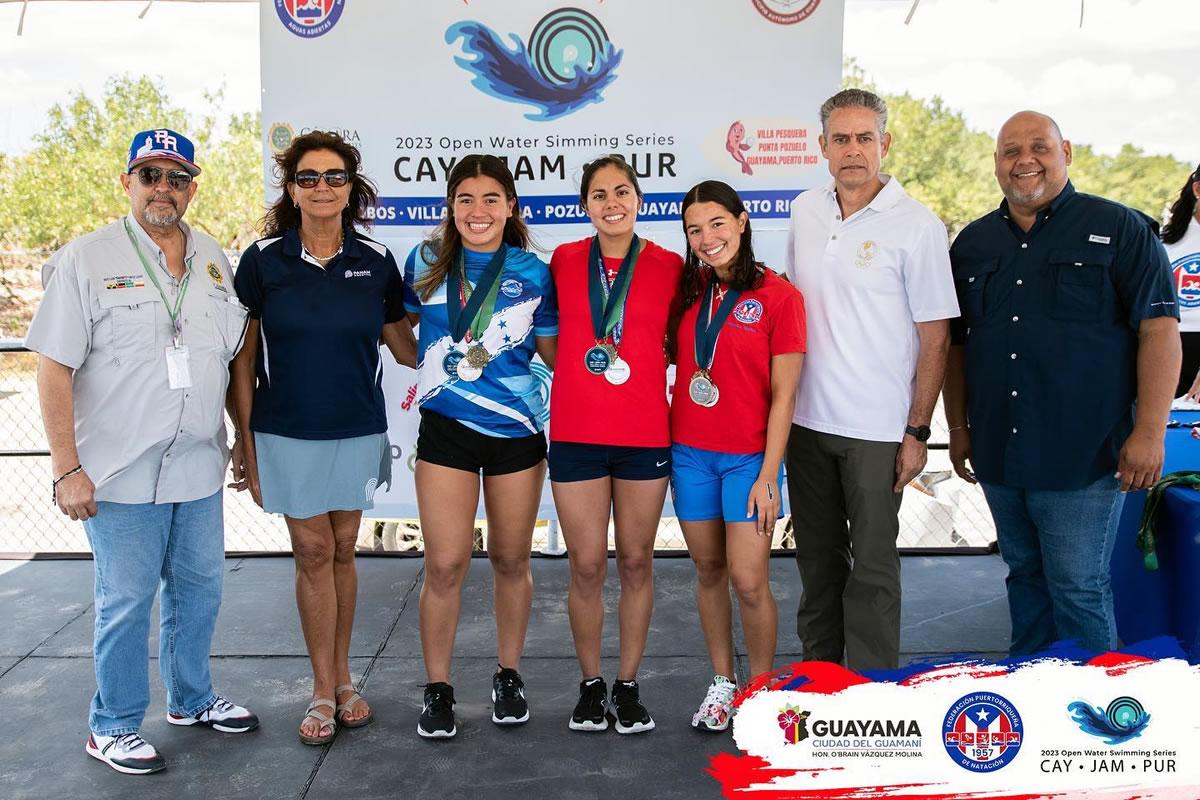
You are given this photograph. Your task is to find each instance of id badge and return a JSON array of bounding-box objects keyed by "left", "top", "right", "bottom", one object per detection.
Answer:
[{"left": 166, "top": 345, "right": 193, "bottom": 389}]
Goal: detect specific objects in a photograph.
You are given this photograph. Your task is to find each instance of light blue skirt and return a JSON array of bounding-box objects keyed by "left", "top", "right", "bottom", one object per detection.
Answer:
[{"left": 254, "top": 432, "right": 392, "bottom": 519}]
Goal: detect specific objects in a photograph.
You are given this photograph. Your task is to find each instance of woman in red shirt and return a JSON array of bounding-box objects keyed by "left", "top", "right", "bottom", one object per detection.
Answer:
[
  {"left": 672, "top": 180, "right": 805, "bottom": 732},
  {"left": 548, "top": 155, "right": 683, "bottom": 734}
]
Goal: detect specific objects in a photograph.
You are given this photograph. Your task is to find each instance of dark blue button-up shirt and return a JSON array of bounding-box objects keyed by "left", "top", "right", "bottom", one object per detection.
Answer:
[{"left": 950, "top": 181, "right": 1177, "bottom": 490}]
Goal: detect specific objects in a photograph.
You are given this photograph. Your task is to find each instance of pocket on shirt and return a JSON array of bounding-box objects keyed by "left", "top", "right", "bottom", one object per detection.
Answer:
[
  {"left": 1050, "top": 249, "right": 1112, "bottom": 321},
  {"left": 97, "top": 287, "right": 162, "bottom": 362},
  {"left": 953, "top": 258, "right": 999, "bottom": 322},
  {"left": 204, "top": 289, "right": 249, "bottom": 359}
]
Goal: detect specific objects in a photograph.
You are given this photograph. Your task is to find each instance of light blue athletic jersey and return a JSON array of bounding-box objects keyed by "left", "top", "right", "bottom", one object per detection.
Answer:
[{"left": 404, "top": 243, "right": 558, "bottom": 437}]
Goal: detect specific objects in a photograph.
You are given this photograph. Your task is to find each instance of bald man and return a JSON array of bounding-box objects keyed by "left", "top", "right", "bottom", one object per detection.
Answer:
[{"left": 942, "top": 111, "right": 1180, "bottom": 656}]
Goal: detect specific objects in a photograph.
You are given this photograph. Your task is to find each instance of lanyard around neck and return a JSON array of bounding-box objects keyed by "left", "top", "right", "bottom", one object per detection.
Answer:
[{"left": 123, "top": 218, "right": 192, "bottom": 332}]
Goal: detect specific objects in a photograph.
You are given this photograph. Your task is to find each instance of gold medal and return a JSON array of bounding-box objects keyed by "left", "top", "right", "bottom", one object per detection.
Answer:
[{"left": 466, "top": 344, "right": 490, "bottom": 369}]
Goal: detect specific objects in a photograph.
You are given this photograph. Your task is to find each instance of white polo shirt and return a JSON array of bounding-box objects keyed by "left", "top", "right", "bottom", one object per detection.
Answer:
[
  {"left": 26, "top": 215, "right": 246, "bottom": 504},
  {"left": 785, "top": 175, "right": 959, "bottom": 443}
]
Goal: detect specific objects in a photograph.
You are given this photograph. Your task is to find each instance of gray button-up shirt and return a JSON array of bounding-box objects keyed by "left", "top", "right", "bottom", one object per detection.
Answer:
[{"left": 26, "top": 215, "right": 248, "bottom": 504}]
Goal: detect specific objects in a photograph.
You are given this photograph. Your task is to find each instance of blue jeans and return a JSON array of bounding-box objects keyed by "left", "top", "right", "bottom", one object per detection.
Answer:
[
  {"left": 83, "top": 491, "right": 224, "bottom": 735},
  {"left": 980, "top": 476, "right": 1124, "bottom": 656}
]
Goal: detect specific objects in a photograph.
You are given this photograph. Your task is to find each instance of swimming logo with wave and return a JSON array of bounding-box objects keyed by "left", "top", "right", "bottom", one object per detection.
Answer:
[
  {"left": 446, "top": 7, "right": 622, "bottom": 121},
  {"left": 1067, "top": 696, "right": 1151, "bottom": 745}
]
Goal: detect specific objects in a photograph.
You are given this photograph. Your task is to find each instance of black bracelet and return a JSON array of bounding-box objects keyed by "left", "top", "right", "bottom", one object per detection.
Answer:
[{"left": 51, "top": 464, "right": 84, "bottom": 506}]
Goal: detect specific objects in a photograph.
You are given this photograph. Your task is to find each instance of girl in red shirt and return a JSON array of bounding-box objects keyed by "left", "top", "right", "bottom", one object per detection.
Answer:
[
  {"left": 548, "top": 155, "right": 683, "bottom": 734},
  {"left": 672, "top": 180, "right": 806, "bottom": 731}
]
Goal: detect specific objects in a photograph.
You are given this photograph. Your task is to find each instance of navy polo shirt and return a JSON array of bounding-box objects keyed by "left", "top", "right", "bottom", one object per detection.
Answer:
[
  {"left": 234, "top": 228, "right": 412, "bottom": 440},
  {"left": 949, "top": 181, "right": 1178, "bottom": 490}
]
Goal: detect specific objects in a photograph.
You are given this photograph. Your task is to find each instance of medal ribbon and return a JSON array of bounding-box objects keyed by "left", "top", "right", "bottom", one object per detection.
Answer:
[
  {"left": 693, "top": 272, "right": 742, "bottom": 372},
  {"left": 123, "top": 218, "right": 193, "bottom": 342},
  {"left": 446, "top": 246, "right": 506, "bottom": 344},
  {"left": 587, "top": 235, "right": 640, "bottom": 345}
]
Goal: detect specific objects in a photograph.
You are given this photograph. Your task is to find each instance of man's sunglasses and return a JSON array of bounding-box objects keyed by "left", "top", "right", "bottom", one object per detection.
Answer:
[
  {"left": 132, "top": 165, "right": 194, "bottom": 191},
  {"left": 294, "top": 169, "right": 350, "bottom": 188}
]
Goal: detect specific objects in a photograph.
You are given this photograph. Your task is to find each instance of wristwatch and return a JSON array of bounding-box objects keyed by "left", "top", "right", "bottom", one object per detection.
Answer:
[{"left": 904, "top": 424, "right": 932, "bottom": 442}]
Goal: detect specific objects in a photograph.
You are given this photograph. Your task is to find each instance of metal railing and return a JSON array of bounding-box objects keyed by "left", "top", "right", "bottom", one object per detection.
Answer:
[{"left": 0, "top": 341, "right": 995, "bottom": 556}]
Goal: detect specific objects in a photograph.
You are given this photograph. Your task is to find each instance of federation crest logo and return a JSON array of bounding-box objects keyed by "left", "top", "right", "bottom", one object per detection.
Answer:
[
  {"left": 943, "top": 692, "right": 1023, "bottom": 772},
  {"left": 446, "top": 7, "right": 623, "bottom": 121},
  {"left": 1172, "top": 254, "right": 1200, "bottom": 309},
  {"left": 268, "top": 122, "right": 295, "bottom": 153},
  {"left": 733, "top": 299, "right": 764, "bottom": 324},
  {"left": 275, "top": 0, "right": 344, "bottom": 39},
  {"left": 752, "top": 0, "right": 821, "bottom": 25},
  {"left": 206, "top": 263, "right": 224, "bottom": 284},
  {"left": 1068, "top": 696, "right": 1151, "bottom": 745},
  {"left": 500, "top": 278, "right": 524, "bottom": 298}
]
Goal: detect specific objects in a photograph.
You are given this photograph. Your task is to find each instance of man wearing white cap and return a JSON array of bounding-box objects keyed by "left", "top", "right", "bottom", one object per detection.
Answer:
[{"left": 26, "top": 128, "right": 258, "bottom": 775}]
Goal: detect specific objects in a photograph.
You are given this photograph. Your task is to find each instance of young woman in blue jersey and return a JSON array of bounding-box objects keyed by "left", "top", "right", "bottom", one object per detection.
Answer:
[
  {"left": 230, "top": 131, "right": 416, "bottom": 745},
  {"left": 404, "top": 154, "right": 558, "bottom": 739},
  {"left": 672, "top": 181, "right": 805, "bottom": 732}
]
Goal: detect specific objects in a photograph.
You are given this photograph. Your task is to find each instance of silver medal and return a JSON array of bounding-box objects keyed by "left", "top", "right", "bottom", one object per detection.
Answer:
[
  {"left": 604, "top": 356, "right": 631, "bottom": 385},
  {"left": 688, "top": 372, "right": 719, "bottom": 407},
  {"left": 456, "top": 359, "right": 483, "bottom": 382}
]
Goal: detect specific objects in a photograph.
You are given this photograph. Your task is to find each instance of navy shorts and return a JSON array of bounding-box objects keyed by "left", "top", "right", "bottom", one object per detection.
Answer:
[
  {"left": 548, "top": 441, "right": 672, "bottom": 483},
  {"left": 416, "top": 409, "right": 546, "bottom": 476}
]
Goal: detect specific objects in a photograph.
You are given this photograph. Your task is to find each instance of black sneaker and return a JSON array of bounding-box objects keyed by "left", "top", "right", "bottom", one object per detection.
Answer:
[
  {"left": 610, "top": 678, "right": 655, "bottom": 734},
  {"left": 417, "top": 682, "right": 456, "bottom": 739},
  {"left": 569, "top": 676, "right": 608, "bottom": 732},
  {"left": 492, "top": 666, "right": 530, "bottom": 725}
]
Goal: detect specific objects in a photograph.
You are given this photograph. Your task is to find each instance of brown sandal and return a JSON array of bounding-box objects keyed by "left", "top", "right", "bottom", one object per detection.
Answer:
[
  {"left": 299, "top": 698, "right": 337, "bottom": 745},
  {"left": 335, "top": 684, "right": 374, "bottom": 728}
]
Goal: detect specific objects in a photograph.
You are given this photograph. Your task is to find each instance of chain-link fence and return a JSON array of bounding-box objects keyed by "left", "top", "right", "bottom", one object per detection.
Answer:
[{"left": 0, "top": 342, "right": 995, "bottom": 555}]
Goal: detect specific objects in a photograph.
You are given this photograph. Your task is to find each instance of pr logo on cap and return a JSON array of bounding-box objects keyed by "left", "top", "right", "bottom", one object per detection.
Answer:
[{"left": 127, "top": 128, "right": 200, "bottom": 176}]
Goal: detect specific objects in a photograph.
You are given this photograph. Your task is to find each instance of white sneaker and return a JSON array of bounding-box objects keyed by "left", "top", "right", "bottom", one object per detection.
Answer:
[
  {"left": 85, "top": 732, "right": 166, "bottom": 775},
  {"left": 691, "top": 675, "right": 736, "bottom": 732},
  {"left": 167, "top": 695, "right": 260, "bottom": 733}
]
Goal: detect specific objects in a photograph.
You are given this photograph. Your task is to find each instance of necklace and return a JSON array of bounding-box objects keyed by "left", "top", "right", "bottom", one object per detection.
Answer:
[{"left": 301, "top": 228, "right": 344, "bottom": 265}]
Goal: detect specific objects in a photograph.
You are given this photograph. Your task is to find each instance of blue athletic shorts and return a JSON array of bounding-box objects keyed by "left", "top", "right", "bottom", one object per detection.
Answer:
[
  {"left": 548, "top": 441, "right": 672, "bottom": 482},
  {"left": 670, "top": 443, "right": 784, "bottom": 523}
]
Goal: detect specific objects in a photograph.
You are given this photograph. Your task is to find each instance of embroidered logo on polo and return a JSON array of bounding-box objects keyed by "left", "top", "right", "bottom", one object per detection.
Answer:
[
  {"left": 1172, "top": 252, "right": 1200, "bottom": 309},
  {"left": 1088, "top": 234, "right": 1112, "bottom": 245},
  {"left": 855, "top": 239, "right": 877, "bottom": 269},
  {"left": 733, "top": 299, "right": 764, "bottom": 325},
  {"left": 500, "top": 278, "right": 524, "bottom": 298},
  {"left": 344, "top": 269, "right": 372, "bottom": 279},
  {"left": 207, "top": 263, "right": 224, "bottom": 284},
  {"left": 104, "top": 275, "right": 145, "bottom": 290}
]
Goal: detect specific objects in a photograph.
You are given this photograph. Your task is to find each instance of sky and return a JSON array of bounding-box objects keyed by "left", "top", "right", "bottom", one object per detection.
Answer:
[{"left": 0, "top": 0, "right": 1197, "bottom": 163}]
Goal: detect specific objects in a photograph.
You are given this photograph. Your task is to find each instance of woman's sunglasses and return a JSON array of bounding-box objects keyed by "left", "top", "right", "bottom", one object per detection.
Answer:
[
  {"left": 132, "top": 165, "right": 194, "bottom": 191},
  {"left": 294, "top": 169, "right": 350, "bottom": 188}
]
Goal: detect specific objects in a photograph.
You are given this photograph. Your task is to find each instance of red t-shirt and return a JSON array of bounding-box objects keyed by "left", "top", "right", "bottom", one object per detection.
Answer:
[
  {"left": 549, "top": 238, "right": 684, "bottom": 446},
  {"left": 671, "top": 268, "right": 807, "bottom": 454}
]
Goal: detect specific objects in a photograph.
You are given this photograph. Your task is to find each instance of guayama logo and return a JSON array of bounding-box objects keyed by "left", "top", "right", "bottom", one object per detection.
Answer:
[
  {"left": 778, "top": 706, "right": 921, "bottom": 748},
  {"left": 752, "top": 0, "right": 821, "bottom": 25},
  {"left": 446, "top": 7, "right": 622, "bottom": 121},
  {"left": 943, "top": 692, "right": 1023, "bottom": 772},
  {"left": 275, "top": 0, "right": 344, "bottom": 39},
  {"left": 1068, "top": 696, "right": 1151, "bottom": 745}
]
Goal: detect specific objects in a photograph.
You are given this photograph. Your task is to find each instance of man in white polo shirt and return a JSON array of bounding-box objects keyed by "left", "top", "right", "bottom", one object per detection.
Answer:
[{"left": 784, "top": 89, "right": 959, "bottom": 670}]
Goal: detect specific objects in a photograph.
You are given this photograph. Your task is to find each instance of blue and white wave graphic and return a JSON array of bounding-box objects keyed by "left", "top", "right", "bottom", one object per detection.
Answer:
[
  {"left": 1067, "top": 696, "right": 1151, "bottom": 745},
  {"left": 445, "top": 12, "right": 622, "bottom": 121}
]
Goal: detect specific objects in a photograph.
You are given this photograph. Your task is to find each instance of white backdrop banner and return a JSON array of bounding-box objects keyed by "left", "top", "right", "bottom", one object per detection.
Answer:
[{"left": 259, "top": 0, "right": 844, "bottom": 518}]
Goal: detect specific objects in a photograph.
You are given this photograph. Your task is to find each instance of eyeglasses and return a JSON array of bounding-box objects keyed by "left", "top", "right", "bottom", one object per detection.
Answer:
[
  {"left": 132, "top": 165, "right": 193, "bottom": 191},
  {"left": 294, "top": 169, "right": 350, "bottom": 188}
]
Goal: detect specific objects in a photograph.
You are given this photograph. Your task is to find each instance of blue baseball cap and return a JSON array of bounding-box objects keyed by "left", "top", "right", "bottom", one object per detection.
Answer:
[{"left": 127, "top": 128, "right": 201, "bottom": 176}]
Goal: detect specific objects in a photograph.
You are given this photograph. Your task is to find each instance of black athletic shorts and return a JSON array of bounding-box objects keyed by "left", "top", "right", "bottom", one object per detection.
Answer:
[
  {"left": 416, "top": 409, "right": 546, "bottom": 476},
  {"left": 547, "top": 441, "right": 672, "bottom": 482}
]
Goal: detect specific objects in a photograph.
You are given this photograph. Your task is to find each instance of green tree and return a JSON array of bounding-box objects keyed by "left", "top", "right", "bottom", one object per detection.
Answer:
[
  {"left": 842, "top": 61, "right": 1192, "bottom": 232},
  {"left": 0, "top": 76, "right": 262, "bottom": 251}
]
